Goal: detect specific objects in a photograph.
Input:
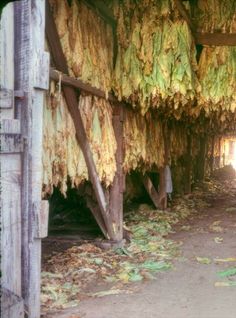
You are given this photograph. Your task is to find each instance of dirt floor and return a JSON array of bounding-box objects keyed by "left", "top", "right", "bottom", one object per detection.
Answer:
[{"left": 44, "top": 181, "right": 236, "bottom": 318}]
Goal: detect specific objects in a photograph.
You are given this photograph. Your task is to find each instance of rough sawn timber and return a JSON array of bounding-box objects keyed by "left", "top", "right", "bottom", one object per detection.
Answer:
[{"left": 109, "top": 104, "right": 124, "bottom": 241}]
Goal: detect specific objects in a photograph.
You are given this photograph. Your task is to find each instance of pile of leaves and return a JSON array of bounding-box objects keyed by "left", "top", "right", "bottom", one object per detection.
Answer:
[{"left": 41, "top": 196, "right": 197, "bottom": 312}]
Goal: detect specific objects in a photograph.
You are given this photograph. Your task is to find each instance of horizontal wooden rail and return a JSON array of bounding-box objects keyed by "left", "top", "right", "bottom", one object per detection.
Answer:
[
  {"left": 50, "top": 68, "right": 118, "bottom": 103},
  {"left": 195, "top": 33, "right": 236, "bottom": 46}
]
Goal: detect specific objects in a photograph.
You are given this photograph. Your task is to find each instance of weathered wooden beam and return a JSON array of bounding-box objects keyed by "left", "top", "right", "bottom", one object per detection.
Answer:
[
  {"left": 158, "top": 167, "right": 167, "bottom": 210},
  {"left": 210, "top": 135, "right": 215, "bottom": 174},
  {"left": 143, "top": 175, "right": 161, "bottom": 209},
  {"left": 195, "top": 33, "right": 236, "bottom": 46},
  {"left": 50, "top": 68, "right": 118, "bottom": 103},
  {"left": 197, "top": 135, "right": 207, "bottom": 181},
  {"left": 109, "top": 104, "right": 124, "bottom": 241},
  {"left": 184, "top": 133, "right": 192, "bottom": 193},
  {"left": 45, "top": 0, "right": 115, "bottom": 240}
]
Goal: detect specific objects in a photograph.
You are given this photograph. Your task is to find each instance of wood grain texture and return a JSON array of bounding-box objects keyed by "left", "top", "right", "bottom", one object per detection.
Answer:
[
  {"left": 0, "top": 5, "right": 23, "bottom": 318},
  {"left": 13, "top": 1, "right": 49, "bottom": 317}
]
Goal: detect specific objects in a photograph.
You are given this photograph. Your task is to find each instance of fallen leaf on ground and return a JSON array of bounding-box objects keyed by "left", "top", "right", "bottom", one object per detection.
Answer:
[
  {"left": 196, "top": 257, "right": 211, "bottom": 264},
  {"left": 217, "top": 267, "right": 236, "bottom": 278},
  {"left": 181, "top": 225, "right": 191, "bottom": 231},
  {"left": 225, "top": 207, "right": 236, "bottom": 213},
  {"left": 214, "top": 258, "right": 236, "bottom": 263},
  {"left": 209, "top": 221, "right": 223, "bottom": 233},
  {"left": 214, "top": 281, "right": 236, "bottom": 287},
  {"left": 89, "top": 289, "right": 134, "bottom": 297},
  {"left": 214, "top": 237, "right": 223, "bottom": 244}
]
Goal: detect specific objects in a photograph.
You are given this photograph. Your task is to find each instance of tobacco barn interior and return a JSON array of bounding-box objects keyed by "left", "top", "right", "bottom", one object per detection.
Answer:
[{"left": 1, "top": 0, "right": 236, "bottom": 318}]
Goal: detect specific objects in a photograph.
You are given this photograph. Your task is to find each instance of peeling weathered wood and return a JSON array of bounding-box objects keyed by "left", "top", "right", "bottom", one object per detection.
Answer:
[
  {"left": 0, "top": 88, "right": 14, "bottom": 108},
  {"left": 33, "top": 200, "right": 49, "bottom": 239},
  {"left": 34, "top": 51, "right": 50, "bottom": 90},
  {"left": 46, "top": 0, "right": 115, "bottom": 240},
  {"left": 0, "top": 4, "right": 23, "bottom": 318},
  {"left": 1, "top": 288, "right": 24, "bottom": 318},
  {"left": 14, "top": 1, "right": 49, "bottom": 317}
]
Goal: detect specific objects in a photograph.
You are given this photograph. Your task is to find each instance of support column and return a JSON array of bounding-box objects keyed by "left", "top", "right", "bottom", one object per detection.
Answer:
[
  {"left": 109, "top": 104, "right": 124, "bottom": 242},
  {"left": 14, "top": 1, "right": 49, "bottom": 317},
  {"left": 184, "top": 133, "right": 192, "bottom": 193},
  {"left": 210, "top": 135, "right": 215, "bottom": 174},
  {"left": 197, "top": 135, "right": 207, "bottom": 181}
]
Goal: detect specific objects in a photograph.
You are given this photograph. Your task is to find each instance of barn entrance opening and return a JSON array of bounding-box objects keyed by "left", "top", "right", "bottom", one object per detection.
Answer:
[{"left": 42, "top": 181, "right": 103, "bottom": 262}]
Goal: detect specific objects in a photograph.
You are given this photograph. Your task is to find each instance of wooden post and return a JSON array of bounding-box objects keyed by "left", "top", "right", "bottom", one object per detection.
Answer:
[
  {"left": 218, "top": 136, "right": 222, "bottom": 168},
  {"left": 14, "top": 1, "right": 49, "bottom": 317},
  {"left": 210, "top": 135, "right": 215, "bottom": 174},
  {"left": 109, "top": 104, "right": 124, "bottom": 241},
  {"left": 184, "top": 133, "right": 192, "bottom": 193},
  {"left": 45, "top": 0, "right": 115, "bottom": 240},
  {"left": 158, "top": 167, "right": 167, "bottom": 209},
  {"left": 0, "top": 3, "right": 24, "bottom": 317},
  {"left": 197, "top": 135, "right": 207, "bottom": 181}
]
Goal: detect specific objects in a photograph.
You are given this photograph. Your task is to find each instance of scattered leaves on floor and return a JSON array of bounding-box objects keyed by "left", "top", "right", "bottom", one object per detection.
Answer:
[{"left": 41, "top": 196, "right": 197, "bottom": 312}]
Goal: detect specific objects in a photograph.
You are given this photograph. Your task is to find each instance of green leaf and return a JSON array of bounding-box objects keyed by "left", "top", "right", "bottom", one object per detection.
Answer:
[
  {"left": 196, "top": 257, "right": 211, "bottom": 264},
  {"left": 141, "top": 260, "right": 171, "bottom": 272},
  {"left": 215, "top": 281, "right": 236, "bottom": 287},
  {"left": 217, "top": 267, "right": 236, "bottom": 278}
]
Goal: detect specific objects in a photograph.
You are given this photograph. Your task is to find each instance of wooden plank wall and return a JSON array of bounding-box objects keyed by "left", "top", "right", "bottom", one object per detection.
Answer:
[
  {"left": 14, "top": 1, "right": 49, "bottom": 317},
  {"left": 0, "top": 3, "right": 24, "bottom": 317}
]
